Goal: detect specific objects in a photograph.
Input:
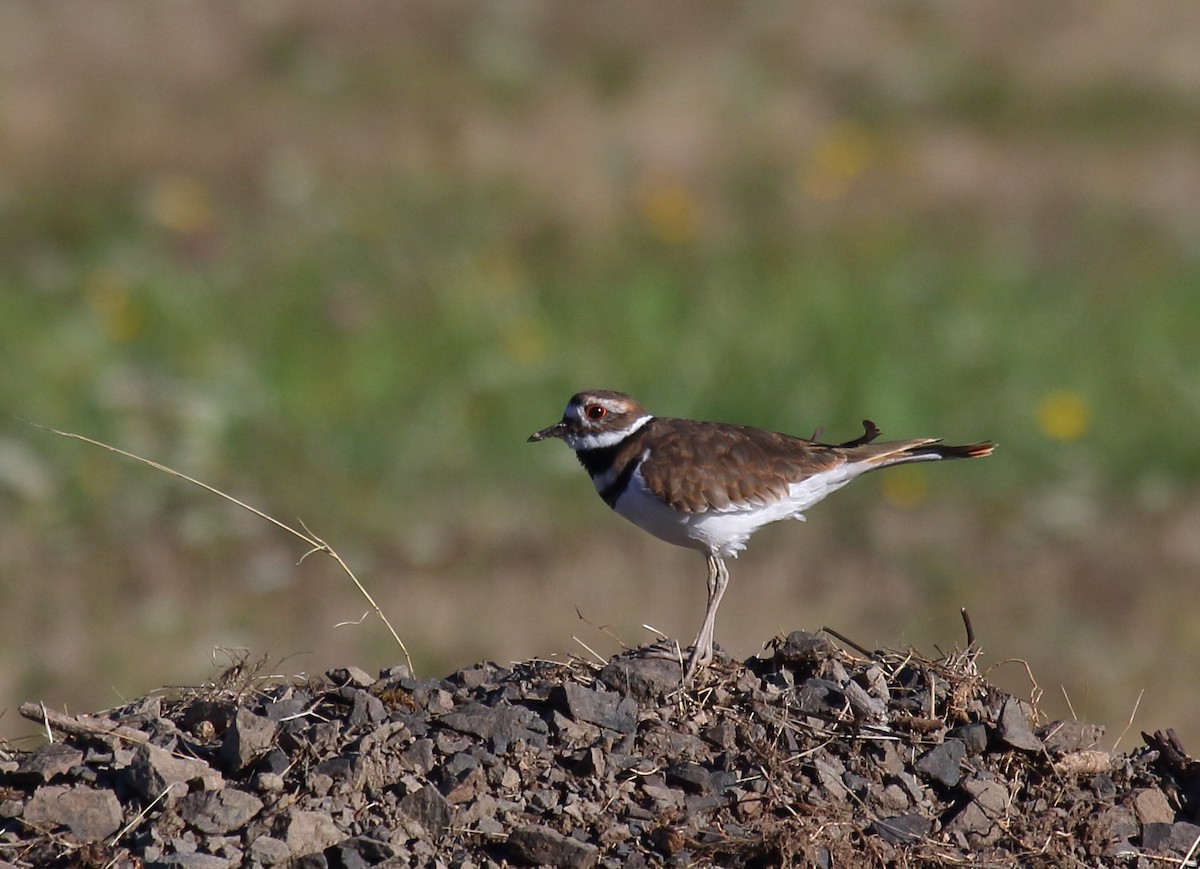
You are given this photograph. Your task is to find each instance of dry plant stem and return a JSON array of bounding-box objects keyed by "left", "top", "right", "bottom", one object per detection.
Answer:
[
  {"left": 37, "top": 424, "right": 414, "bottom": 675},
  {"left": 1112, "top": 688, "right": 1145, "bottom": 753},
  {"left": 960, "top": 607, "right": 975, "bottom": 648},
  {"left": 1180, "top": 830, "right": 1200, "bottom": 868},
  {"left": 18, "top": 703, "right": 151, "bottom": 745}
]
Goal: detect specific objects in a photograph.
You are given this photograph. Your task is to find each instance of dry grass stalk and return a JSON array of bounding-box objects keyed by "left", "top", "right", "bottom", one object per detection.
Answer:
[{"left": 34, "top": 424, "right": 413, "bottom": 675}]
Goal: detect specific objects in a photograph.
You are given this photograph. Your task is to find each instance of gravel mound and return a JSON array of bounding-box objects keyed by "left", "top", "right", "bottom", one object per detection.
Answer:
[{"left": 3, "top": 632, "right": 1199, "bottom": 868}]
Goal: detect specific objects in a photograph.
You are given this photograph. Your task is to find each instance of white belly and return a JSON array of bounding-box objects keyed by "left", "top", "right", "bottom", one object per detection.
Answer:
[{"left": 608, "top": 462, "right": 863, "bottom": 558}]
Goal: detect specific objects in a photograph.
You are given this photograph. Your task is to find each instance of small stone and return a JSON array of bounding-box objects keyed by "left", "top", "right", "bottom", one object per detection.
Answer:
[
  {"left": 220, "top": 708, "right": 279, "bottom": 771},
  {"left": 947, "top": 722, "right": 989, "bottom": 756},
  {"left": 398, "top": 785, "right": 454, "bottom": 839},
  {"left": 810, "top": 758, "right": 848, "bottom": 802},
  {"left": 438, "top": 702, "right": 540, "bottom": 753},
  {"left": 843, "top": 679, "right": 886, "bottom": 722},
  {"left": 454, "top": 662, "right": 508, "bottom": 689},
  {"left": 506, "top": 824, "right": 599, "bottom": 869},
  {"left": 126, "top": 743, "right": 220, "bottom": 803},
  {"left": 151, "top": 854, "right": 232, "bottom": 869},
  {"left": 1038, "top": 719, "right": 1105, "bottom": 755},
  {"left": 311, "top": 756, "right": 362, "bottom": 787},
  {"left": 178, "top": 788, "right": 265, "bottom": 835},
  {"left": 557, "top": 682, "right": 636, "bottom": 733},
  {"left": 947, "top": 778, "right": 1010, "bottom": 846},
  {"left": 440, "top": 766, "right": 486, "bottom": 804},
  {"left": 775, "top": 631, "right": 837, "bottom": 664},
  {"left": 915, "top": 738, "right": 966, "bottom": 788},
  {"left": 326, "top": 835, "right": 396, "bottom": 866},
  {"left": 1096, "top": 806, "right": 1138, "bottom": 842},
  {"left": 327, "top": 666, "right": 375, "bottom": 688},
  {"left": 23, "top": 785, "right": 122, "bottom": 841},
  {"left": 666, "top": 762, "right": 712, "bottom": 795},
  {"left": 795, "top": 678, "right": 844, "bottom": 715},
  {"left": 701, "top": 719, "right": 736, "bottom": 749},
  {"left": 399, "top": 738, "right": 436, "bottom": 774},
  {"left": 640, "top": 778, "right": 685, "bottom": 810},
  {"left": 1142, "top": 821, "right": 1200, "bottom": 855},
  {"left": 862, "top": 665, "right": 889, "bottom": 699},
  {"left": 1091, "top": 773, "right": 1118, "bottom": 800},
  {"left": 996, "top": 697, "right": 1044, "bottom": 752},
  {"left": 599, "top": 655, "right": 683, "bottom": 701},
  {"left": 13, "top": 743, "right": 83, "bottom": 784},
  {"left": 870, "top": 813, "right": 931, "bottom": 844},
  {"left": 276, "top": 809, "right": 342, "bottom": 856},
  {"left": 248, "top": 836, "right": 292, "bottom": 865},
  {"left": 1131, "top": 788, "right": 1176, "bottom": 826},
  {"left": 154, "top": 849, "right": 234, "bottom": 864},
  {"left": 343, "top": 688, "right": 387, "bottom": 728},
  {"left": 875, "top": 783, "right": 911, "bottom": 811}
]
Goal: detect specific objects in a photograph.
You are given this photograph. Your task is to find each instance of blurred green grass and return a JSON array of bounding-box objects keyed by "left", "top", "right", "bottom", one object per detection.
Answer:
[{"left": 2, "top": 3, "right": 1199, "bottom": 747}]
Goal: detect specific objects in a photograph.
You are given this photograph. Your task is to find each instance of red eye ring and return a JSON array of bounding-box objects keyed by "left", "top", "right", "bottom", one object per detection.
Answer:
[{"left": 585, "top": 404, "right": 607, "bottom": 420}]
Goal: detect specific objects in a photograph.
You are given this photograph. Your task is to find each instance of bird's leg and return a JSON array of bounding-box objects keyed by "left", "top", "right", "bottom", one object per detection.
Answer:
[{"left": 684, "top": 554, "right": 730, "bottom": 682}]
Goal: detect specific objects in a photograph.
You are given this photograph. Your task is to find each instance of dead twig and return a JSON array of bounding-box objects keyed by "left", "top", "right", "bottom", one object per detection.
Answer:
[
  {"left": 34, "top": 423, "right": 413, "bottom": 674},
  {"left": 18, "top": 703, "right": 151, "bottom": 745}
]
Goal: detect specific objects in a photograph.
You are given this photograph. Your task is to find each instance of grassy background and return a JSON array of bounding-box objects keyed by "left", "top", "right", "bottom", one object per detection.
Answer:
[{"left": 3, "top": 3, "right": 1200, "bottom": 747}]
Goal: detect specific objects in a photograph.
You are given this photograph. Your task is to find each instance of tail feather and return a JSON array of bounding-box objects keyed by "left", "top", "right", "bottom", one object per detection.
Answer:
[
  {"left": 849, "top": 438, "right": 995, "bottom": 470},
  {"left": 909, "top": 441, "right": 995, "bottom": 460}
]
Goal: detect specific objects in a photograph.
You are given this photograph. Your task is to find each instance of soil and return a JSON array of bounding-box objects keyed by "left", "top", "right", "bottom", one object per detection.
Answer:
[{"left": 2, "top": 631, "right": 1199, "bottom": 868}]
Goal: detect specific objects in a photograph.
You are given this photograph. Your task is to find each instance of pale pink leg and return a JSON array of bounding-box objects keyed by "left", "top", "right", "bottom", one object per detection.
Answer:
[{"left": 684, "top": 553, "right": 729, "bottom": 682}]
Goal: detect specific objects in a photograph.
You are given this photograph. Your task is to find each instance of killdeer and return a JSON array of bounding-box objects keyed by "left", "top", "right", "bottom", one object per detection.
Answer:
[{"left": 529, "top": 389, "right": 994, "bottom": 682}]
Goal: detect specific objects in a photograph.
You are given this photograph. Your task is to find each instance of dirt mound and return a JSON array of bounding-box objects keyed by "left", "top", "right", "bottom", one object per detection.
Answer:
[{"left": 2, "top": 633, "right": 1199, "bottom": 868}]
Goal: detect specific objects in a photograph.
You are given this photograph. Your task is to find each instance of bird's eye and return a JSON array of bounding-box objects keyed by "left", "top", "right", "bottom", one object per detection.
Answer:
[{"left": 585, "top": 404, "right": 607, "bottom": 421}]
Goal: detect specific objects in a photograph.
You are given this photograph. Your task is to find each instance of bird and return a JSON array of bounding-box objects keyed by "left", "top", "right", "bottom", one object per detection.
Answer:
[{"left": 529, "top": 389, "right": 994, "bottom": 682}]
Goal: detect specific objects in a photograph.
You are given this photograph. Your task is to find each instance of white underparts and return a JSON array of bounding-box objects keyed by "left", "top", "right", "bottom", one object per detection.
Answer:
[{"left": 611, "top": 459, "right": 876, "bottom": 558}]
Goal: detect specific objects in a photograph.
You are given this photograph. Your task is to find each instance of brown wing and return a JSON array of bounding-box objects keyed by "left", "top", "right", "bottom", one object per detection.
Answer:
[
  {"left": 636, "top": 418, "right": 847, "bottom": 513},
  {"left": 636, "top": 418, "right": 994, "bottom": 513}
]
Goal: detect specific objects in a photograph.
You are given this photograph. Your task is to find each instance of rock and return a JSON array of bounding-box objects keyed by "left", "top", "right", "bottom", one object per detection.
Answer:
[
  {"left": 178, "top": 788, "right": 265, "bottom": 834},
  {"left": 599, "top": 654, "right": 683, "bottom": 700},
  {"left": 1038, "top": 719, "right": 1105, "bottom": 754},
  {"left": 327, "top": 666, "right": 376, "bottom": 689},
  {"left": 843, "top": 679, "right": 886, "bottom": 722},
  {"left": 1142, "top": 821, "right": 1200, "bottom": 855},
  {"left": 870, "top": 813, "right": 931, "bottom": 844},
  {"left": 506, "top": 824, "right": 599, "bottom": 869},
  {"left": 996, "top": 698, "right": 1044, "bottom": 752},
  {"left": 126, "top": 743, "right": 221, "bottom": 802},
  {"left": 247, "top": 835, "right": 292, "bottom": 865},
  {"left": 438, "top": 702, "right": 540, "bottom": 753},
  {"left": 666, "top": 762, "right": 712, "bottom": 795},
  {"left": 796, "top": 678, "right": 844, "bottom": 715},
  {"left": 947, "top": 722, "right": 988, "bottom": 756},
  {"left": 22, "top": 785, "right": 122, "bottom": 841},
  {"left": 1131, "top": 787, "right": 1176, "bottom": 826},
  {"left": 947, "top": 778, "right": 1010, "bottom": 846},
  {"left": 915, "top": 738, "right": 966, "bottom": 788},
  {"left": 340, "top": 687, "right": 387, "bottom": 727},
  {"left": 557, "top": 681, "right": 637, "bottom": 733},
  {"left": 276, "top": 809, "right": 343, "bottom": 856},
  {"left": 325, "top": 834, "right": 397, "bottom": 866},
  {"left": 774, "top": 630, "right": 838, "bottom": 665},
  {"left": 399, "top": 785, "right": 454, "bottom": 839},
  {"left": 220, "top": 708, "right": 279, "bottom": 771},
  {"left": 150, "top": 853, "right": 232, "bottom": 868},
  {"left": 12, "top": 743, "right": 83, "bottom": 784}
]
